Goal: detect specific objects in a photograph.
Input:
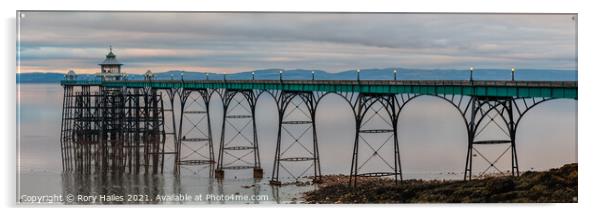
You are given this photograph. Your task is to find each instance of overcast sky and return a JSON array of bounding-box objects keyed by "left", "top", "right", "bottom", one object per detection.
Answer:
[{"left": 17, "top": 12, "right": 577, "bottom": 74}]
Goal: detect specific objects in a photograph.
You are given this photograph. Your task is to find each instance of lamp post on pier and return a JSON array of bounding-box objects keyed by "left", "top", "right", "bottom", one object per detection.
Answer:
[
  {"left": 512, "top": 68, "right": 516, "bottom": 81},
  {"left": 252, "top": 71, "right": 255, "bottom": 80},
  {"left": 469, "top": 67, "right": 474, "bottom": 82},
  {"left": 356, "top": 69, "right": 360, "bottom": 82},
  {"left": 279, "top": 70, "right": 283, "bottom": 82},
  {"left": 393, "top": 69, "right": 397, "bottom": 81},
  {"left": 312, "top": 70, "right": 315, "bottom": 81}
]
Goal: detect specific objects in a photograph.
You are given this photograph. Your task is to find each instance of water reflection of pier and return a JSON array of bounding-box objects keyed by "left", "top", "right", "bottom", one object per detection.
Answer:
[
  {"left": 61, "top": 173, "right": 165, "bottom": 204},
  {"left": 61, "top": 158, "right": 291, "bottom": 204}
]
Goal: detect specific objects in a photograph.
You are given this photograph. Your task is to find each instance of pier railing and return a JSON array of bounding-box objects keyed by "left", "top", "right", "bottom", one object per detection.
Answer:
[{"left": 61, "top": 79, "right": 577, "bottom": 98}]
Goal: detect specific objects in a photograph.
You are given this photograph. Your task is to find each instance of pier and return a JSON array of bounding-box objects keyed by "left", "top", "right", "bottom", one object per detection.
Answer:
[{"left": 59, "top": 50, "right": 577, "bottom": 186}]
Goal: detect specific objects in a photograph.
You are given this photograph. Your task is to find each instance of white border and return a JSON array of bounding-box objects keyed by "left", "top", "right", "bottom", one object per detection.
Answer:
[{"left": 3, "top": 0, "right": 601, "bottom": 215}]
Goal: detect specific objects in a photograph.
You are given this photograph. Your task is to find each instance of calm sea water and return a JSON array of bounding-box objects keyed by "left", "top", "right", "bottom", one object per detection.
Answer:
[{"left": 17, "top": 83, "right": 577, "bottom": 204}]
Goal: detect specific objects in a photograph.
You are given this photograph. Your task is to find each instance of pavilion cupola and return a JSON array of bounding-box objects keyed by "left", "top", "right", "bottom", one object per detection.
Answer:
[{"left": 97, "top": 46, "right": 124, "bottom": 80}]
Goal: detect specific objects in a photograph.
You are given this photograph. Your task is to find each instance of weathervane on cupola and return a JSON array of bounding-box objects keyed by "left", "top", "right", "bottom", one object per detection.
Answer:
[{"left": 97, "top": 45, "right": 124, "bottom": 81}]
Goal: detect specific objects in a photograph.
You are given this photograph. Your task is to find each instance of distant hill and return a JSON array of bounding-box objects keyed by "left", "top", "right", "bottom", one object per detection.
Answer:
[
  {"left": 16, "top": 72, "right": 66, "bottom": 83},
  {"left": 16, "top": 68, "right": 578, "bottom": 83}
]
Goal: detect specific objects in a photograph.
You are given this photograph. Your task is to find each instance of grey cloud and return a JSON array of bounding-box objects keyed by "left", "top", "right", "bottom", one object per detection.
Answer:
[{"left": 18, "top": 12, "right": 577, "bottom": 73}]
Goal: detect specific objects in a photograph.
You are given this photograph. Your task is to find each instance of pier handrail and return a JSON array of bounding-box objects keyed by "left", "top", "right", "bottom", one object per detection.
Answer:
[{"left": 60, "top": 79, "right": 578, "bottom": 99}]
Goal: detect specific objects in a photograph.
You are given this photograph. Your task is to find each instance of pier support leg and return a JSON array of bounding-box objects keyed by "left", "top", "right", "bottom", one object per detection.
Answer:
[
  {"left": 176, "top": 89, "right": 215, "bottom": 173},
  {"left": 216, "top": 90, "right": 261, "bottom": 179},
  {"left": 214, "top": 169, "right": 224, "bottom": 179},
  {"left": 270, "top": 91, "right": 321, "bottom": 185},
  {"left": 253, "top": 168, "right": 264, "bottom": 179},
  {"left": 464, "top": 96, "right": 519, "bottom": 180},
  {"left": 348, "top": 93, "right": 401, "bottom": 187},
  {"left": 60, "top": 84, "right": 167, "bottom": 174}
]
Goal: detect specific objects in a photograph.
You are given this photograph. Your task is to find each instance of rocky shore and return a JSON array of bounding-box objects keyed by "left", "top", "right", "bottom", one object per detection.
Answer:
[{"left": 303, "top": 163, "right": 577, "bottom": 203}]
